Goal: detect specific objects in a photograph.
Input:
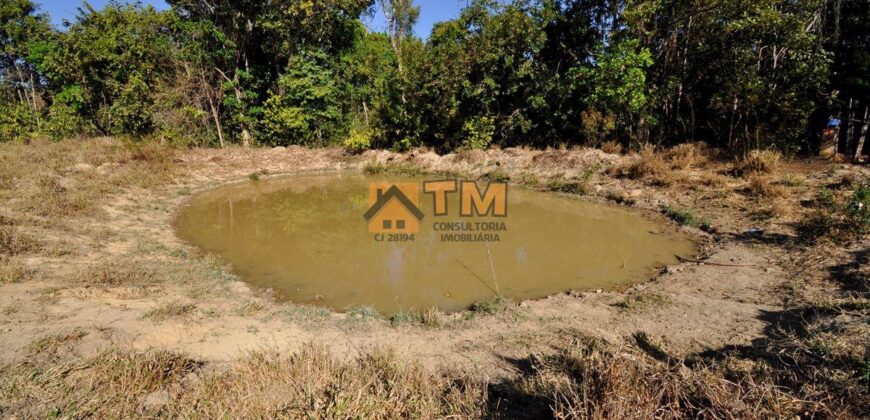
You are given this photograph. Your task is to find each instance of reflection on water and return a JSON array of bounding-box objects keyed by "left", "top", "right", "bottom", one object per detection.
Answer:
[{"left": 175, "top": 174, "right": 698, "bottom": 315}]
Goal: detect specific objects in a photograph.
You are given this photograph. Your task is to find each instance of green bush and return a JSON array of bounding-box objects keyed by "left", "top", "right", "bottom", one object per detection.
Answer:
[
  {"left": 0, "top": 104, "right": 37, "bottom": 142},
  {"left": 343, "top": 126, "right": 373, "bottom": 153},
  {"left": 460, "top": 116, "right": 496, "bottom": 150}
]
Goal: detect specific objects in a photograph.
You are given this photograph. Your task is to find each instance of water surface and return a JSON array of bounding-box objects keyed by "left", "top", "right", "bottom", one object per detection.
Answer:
[{"left": 175, "top": 174, "right": 697, "bottom": 314}]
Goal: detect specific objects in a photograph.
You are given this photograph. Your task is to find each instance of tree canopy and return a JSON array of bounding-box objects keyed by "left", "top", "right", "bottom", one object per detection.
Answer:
[{"left": 0, "top": 0, "right": 867, "bottom": 155}]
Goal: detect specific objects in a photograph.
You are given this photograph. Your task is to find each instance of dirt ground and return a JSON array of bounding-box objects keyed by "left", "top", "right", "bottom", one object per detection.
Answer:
[{"left": 0, "top": 139, "right": 868, "bottom": 417}]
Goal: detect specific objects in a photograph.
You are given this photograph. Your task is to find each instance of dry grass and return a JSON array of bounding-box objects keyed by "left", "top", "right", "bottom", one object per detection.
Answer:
[
  {"left": 610, "top": 143, "right": 710, "bottom": 186},
  {"left": 0, "top": 257, "right": 34, "bottom": 284},
  {"left": 0, "top": 345, "right": 487, "bottom": 418},
  {"left": 665, "top": 142, "right": 710, "bottom": 170},
  {"left": 0, "top": 138, "right": 177, "bottom": 218},
  {"left": 616, "top": 291, "right": 673, "bottom": 311},
  {"left": 492, "top": 335, "right": 843, "bottom": 419},
  {"left": 3, "top": 334, "right": 864, "bottom": 418},
  {"left": 0, "top": 225, "right": 37, "bottom": 256},
  {"left": 143, "top": 301, "right": 197, "bottom": 321},
  {"left": 26, "top": 328, "right": 89, "bottom": 360},
  {"left": 600, "top": 140, "right": 623, "bottom": 155},
  {"left": 609, "top": 145, "right": 671, "bottom": 182},
  {"left": 739, "top": 149, "right": 782, "bottom": 175},
  {"left": 75, "top": 260, "right": 159, "bottom": 287},
  {"left": 699, "top": 172, "right": 729, "bottom": 187},
  {"left": 746, "top": 174, "right": 786, "bottom": 198}
]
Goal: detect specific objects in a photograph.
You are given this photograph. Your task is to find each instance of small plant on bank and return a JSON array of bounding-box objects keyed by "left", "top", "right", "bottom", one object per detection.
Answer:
[
  {"left": 248, "top": 172, "right": 261, "bottom": 182},
  {"left": 421, "top": 307, "right": 442, "bottom": 328},
  {"left": 346, "top": 305, "right": 381, "bottom": 320},
  {"left": 362, "top": 160, "right": 386, "bottom": 174},
  {"left": 362, "top": 160, "right": 424, "bottom": 177},
  {"left": 471, "top": 296, "right": 512, "bottom": 315},
  {"left": 661, "top": 204, "right": 710, "bottom": 230},
  {"left": 546, "top": 178, "right": 588, "bottom": 195},
  {"left": 480, "top": 168, "right": 510, "bottom": 183},
  {"left": 605, "top": 191, "right": 637, "bottom": 206},
  {"left": 389, "top": 309, "right": 422, "bottom": 326}
]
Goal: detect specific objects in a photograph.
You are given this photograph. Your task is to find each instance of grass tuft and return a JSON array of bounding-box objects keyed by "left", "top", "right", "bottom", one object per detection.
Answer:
[
  {"left": 471, "top": 296, "right": 512, "bottom": 315},
  {"left": 661, "top": 204, "right": 710, "bottom": 229},
  {"left": 617, "top": 291, "right": 673, "bottom": 311},
  {"left": 346, "top": 305, "right": 381, "bottom": 320},
  {"left": 600, "top": 140, "right": 623, "bottom": 155},
  {"left": 746, "top": 174, "right": 785, "bottom": 198},
  {"left": 0, "top": 226, "right": 37, "bottom": 256},
  {"left": 143, "top": 302, "right": 197, "bottom": 321},
  {"left": 739, "top": 149, "right": 781, "bottom": 175},
  {"left": 0, "top": 258, "right": 34, "bottom": 284}
]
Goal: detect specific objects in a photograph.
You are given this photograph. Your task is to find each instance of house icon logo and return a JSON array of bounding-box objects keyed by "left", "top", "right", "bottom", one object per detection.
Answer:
[{"left": 363, "top": 183, "right": 425, "bottom": 233}]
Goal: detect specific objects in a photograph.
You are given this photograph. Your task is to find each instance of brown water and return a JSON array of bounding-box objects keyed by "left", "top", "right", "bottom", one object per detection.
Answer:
[{"left": 175, "top": 174, "right": 697, "bottom": 315}]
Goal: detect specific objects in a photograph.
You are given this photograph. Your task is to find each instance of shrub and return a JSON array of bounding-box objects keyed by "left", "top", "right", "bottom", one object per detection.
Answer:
[
  {"left": 609, "top": 144, "right": 678, "bottom": 186},
  {"left": 0, "top": 103, "right": 38, "bottom": 143},
  {"left": 344, "top": 126, "right": 373, "bottom": 153},
  {"left": 580, "top": 108, "right": 616, "bottom": 145},
  {"left": 461, "top": 116, "right": 496, "bottom": 150},
  {"left": 600, "top": 140, "right": 623, "bottom": 154},
  {"left": 740, "top": 149, "right": 781, "bottom": 175},
  {"left": 665, "top": 143, "right": 709, "bottom": 170}
]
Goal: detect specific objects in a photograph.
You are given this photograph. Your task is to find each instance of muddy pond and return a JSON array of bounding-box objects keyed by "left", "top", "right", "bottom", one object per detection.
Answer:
[{"left": 175, "top": 174, "right": 698, "bottom": 315}]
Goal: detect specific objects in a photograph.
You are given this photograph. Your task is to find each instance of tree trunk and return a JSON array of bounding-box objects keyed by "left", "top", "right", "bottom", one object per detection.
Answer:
[
  {"left": 855, "top": 107, "right": 869, "bottom": 162},
  {"left": 845, "top": 98, "right": 854, "bottom": 154},
  {"left": 206, "top": 93, "right": 226, "bottom": 148},
  {"left": 232, "top": 72, "right": 251, "bottom": 148}
]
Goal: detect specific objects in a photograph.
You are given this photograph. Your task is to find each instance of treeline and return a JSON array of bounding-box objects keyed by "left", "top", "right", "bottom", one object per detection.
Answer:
[{"left": 1, "top": 0, "right": 868, "bottom": 154}]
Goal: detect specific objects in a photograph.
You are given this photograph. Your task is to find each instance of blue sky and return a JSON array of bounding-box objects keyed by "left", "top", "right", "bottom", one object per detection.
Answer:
[{"left": 37, "top": 0, "right": 469, "bottom": 39}]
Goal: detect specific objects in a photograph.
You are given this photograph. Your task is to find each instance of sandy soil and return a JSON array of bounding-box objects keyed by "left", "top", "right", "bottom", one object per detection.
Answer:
[{"left": 1, "top": 143, "right": 866, "bottom": 380}]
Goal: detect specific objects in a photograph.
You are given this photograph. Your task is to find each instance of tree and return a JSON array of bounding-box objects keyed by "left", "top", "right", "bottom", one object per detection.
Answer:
[
  {"left": 261, "top": 49, "right": 342, "bottom": 146},
  {"left": 37, "top": 2, "right": 174, "bottom": 137},
  {"left": 168, "top": 0, "right": 372, "bottom": 146},
  {"left": 0, "top": 0, "right": 52, "bottom": 141},
  {"left": 575, "top": 38, "right": 653, "bottom": 145}
]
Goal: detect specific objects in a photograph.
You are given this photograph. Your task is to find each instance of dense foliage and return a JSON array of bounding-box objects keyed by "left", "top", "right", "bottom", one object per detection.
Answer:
[{"left": 0, "top": 0, "right": 867, "bottom": 153}]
